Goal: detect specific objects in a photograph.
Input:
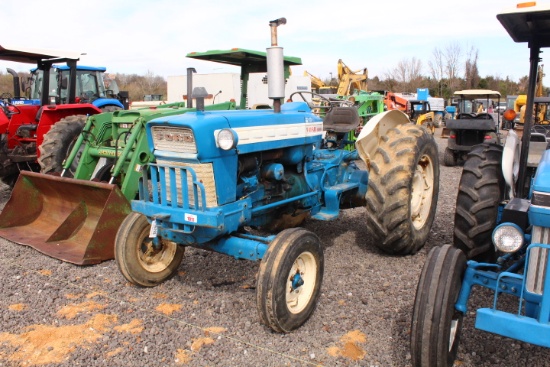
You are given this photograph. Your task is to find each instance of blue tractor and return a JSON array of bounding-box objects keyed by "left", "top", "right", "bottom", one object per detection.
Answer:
[
  {"left": 411, "top": 3, "right": 550, "bottom": 366},
  {"left": 114, "top": 18, "right": 440, "bottom": 333}
]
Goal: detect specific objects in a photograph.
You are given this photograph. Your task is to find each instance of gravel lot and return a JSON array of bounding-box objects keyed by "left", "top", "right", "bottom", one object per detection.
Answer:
[{"left": 1, "top": 127, "right": 550, "bottom": 366}]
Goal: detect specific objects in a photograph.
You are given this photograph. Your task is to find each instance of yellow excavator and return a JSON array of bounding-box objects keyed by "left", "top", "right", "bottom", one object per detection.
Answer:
[
  {"left": 515, "top": 64, "right": 546, "bottom": 124},
  {"left": 303, "top": 71, "right": 337, "bottom": 95},
  {"left": 304, "top": 59, "right": 368, "bottom": 97},
  {"left": 336, "top": 59, "right": 368, "bottom": 96}
]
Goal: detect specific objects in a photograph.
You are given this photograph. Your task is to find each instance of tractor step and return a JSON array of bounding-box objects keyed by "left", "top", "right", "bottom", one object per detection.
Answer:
[{"left": 312, "top": 181, "right": 359, "bottom": 220}]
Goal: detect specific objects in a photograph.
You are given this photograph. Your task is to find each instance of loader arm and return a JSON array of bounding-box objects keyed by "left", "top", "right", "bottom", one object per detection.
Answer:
[{"left": 336, "top": 59, "right": 368, "bottom": 96}]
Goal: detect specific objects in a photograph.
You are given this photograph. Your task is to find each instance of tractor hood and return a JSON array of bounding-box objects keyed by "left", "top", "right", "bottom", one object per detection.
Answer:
[{"left": 146, "top": 101, "right": 323, "bottom": 160}]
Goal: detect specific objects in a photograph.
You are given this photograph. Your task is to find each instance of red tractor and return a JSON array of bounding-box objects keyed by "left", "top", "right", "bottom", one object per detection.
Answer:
[{"left": 0, "top": 45, "right": 128, "bottom": 186}]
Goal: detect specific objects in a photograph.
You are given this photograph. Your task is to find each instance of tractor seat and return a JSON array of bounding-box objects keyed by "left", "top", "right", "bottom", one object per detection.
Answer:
[
  {"left": 475, "top": 113, "right": 494, "bottom": 120},
  {"left": 323, "top": 107, "right": 360, "bottom": 133},
  {"left": 457, "top": 113, "right": 475, "bottom": 119}
]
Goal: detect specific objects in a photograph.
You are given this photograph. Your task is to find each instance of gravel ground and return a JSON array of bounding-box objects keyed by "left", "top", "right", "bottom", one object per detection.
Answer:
[{"left": 1, "top": 127, "right": 550, "bottom": 367}]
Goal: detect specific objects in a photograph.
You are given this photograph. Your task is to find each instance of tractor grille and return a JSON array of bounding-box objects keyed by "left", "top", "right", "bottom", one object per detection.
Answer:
[
  {"left": 155, "top": 159, "right": 217, "bottom": 208},
  {"left": 151, "top": 126, "right": 197, "bottom": 153},
  {"left": 526, "top": 226, "right": 550, "bottom": 295}
]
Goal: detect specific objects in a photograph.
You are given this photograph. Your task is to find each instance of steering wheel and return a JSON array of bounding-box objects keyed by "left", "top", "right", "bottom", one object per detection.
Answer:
[
  {"left": 0, "top": 93, "right": 20, "bottom": 116},
  {"left": 289, "top": 91, "right": 335, "bottom": 114}
]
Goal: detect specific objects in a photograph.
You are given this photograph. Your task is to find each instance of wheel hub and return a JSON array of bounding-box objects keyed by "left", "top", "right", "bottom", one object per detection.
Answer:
[
  {"left": 137, "top": 237, "right": 178, "bottom": 273},
  {"left": 286, "top": 251, "right": 317, "bottom": 314},
  {"left": 411, "top": 154, "right": 434, "bottom": 230}
]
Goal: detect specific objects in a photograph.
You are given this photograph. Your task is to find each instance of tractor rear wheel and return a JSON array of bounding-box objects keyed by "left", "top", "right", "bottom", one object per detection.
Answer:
[
  {"left": 366, "top": 124, "right": 439, "bottom": 255},
  {"left": 38, "top": 115, "right": 87, "bottom": 176},
  {"left": 256, "top": 228, "right": 323, "bottom": 333},
  {"left": 454, "top": 143, "right": 504, "bottom": 260},
  {"left": 115, "top": 212, "right": 184, "bottom": 287},
  {"left": 411, "top": 245, "right": 467, "bottom": 367}
]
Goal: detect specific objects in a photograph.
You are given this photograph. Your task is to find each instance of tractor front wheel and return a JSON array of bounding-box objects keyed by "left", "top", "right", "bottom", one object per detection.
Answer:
[
  {"left": 366, "top": 124, "right": 439, "bottom": 255},
  {"left": 38, "top": 115, "right": 87, "bottom": 176},
  {"left": 256, "top": 228, "right": 324, "bottom": 333},
  {"left": 115, "top": 212, "right": 184, "bottom": 287},
  {"left": 411, "top": 245, "right": 467, "bottom": 367}
]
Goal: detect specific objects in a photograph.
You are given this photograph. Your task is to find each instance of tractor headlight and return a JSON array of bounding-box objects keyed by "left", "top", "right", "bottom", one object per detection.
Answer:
[
  {"left": 216, "top": 128, "right": 238, "bottom": 150},
  {"left": 492, "top": 223, "right": 524, "bottom": 253}
]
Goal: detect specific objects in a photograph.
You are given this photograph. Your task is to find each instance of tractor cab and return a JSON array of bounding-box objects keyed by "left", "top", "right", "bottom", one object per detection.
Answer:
[
  {"left": 407, "top": 99, "right": 431, "bottom": 122},
  {"left": 27, "top": 64, "right": 124, "bottom": 108},
  {"left": 0, "top": 45, "right": 126, "bottom": 186}
]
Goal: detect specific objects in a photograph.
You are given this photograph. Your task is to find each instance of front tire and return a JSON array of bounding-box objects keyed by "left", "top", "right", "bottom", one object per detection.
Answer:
[
  {"left": 411, "top": 245, "right": 467, "bottom": 367},
  {"left": 256, "top": 228, "right": 324, "bottom": 333},
  {"left": 115, "top": 212, "right": 184, "bottom": 287},
  {"left": 454, "top": 143, "right": 504, "bottom": 260},
  {"left": 366, "top": 124, "right": 439, "bottom": 255},
  {"left": 38, "top": 115, "right": 87, "bottom": 176}
]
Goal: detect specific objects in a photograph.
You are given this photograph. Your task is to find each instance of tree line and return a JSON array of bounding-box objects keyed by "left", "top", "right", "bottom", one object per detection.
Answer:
[
  {"left": 364, "top": 42, "right": 537, "bottom": 100},
  {"left": 0, "top": 42, "right": 544, "bottom": 103}
]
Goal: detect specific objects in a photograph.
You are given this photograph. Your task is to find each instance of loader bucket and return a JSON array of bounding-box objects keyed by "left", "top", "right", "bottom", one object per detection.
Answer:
[
  {"left": 440, "top": 127, "right": 450, "bottom": 138},
  {"left": 0, "top": 171, "right": 131, "bottom": 265}
]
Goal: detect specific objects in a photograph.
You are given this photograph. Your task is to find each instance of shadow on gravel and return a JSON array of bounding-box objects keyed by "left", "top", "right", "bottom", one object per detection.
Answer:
[{"left": 390, "top": 303, "right": 414, "bottom": 367}]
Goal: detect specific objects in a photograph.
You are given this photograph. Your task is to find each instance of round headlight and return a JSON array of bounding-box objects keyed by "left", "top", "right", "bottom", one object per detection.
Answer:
[
  {"left": 492, "top": 223, "right": 524, "bottom": 253},
  {"left": 217, "top": 129, "right": 238, "bottom": 150}
]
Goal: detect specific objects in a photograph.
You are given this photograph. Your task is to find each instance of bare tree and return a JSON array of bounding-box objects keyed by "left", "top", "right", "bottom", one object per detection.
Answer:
[
  {"left": 391, "top": 57, "right": 423, "bottom": 92},
  {"left": 137, "top": 70, "right": 166, "bottom": 98},
  {"left": 464, "top": 46, "right": 480, "bottom": 89},
  {"left": 428, "top": 47, "right": 445, "bottom": 96},
  {"left": 444, "top": 42, "right": 462, "bottom": 92}
]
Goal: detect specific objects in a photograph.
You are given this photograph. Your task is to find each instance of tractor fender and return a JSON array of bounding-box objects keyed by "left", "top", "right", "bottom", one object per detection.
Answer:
[
  {"left": 355, "top": 109, "right": 411, "bottom": 168},
  {"left": 93, "top": 98, "right": 125, "bottom": 110},
  {"left": 0, "top": 109, "right": 9, "bottom": 134},
  {"left": 502, "top": 129, "right": 520, "bottom": 198}
]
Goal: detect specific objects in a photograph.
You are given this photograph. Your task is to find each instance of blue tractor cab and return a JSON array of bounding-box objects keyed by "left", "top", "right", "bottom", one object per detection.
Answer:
[{"left": 26, "top": 64, "right": 126, "bottom": 111}]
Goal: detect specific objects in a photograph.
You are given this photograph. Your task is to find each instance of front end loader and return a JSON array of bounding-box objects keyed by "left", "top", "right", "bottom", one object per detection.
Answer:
[
  {"left": 0, "top": 100, "right": 236, "bottom": 264},
  {"left": 0, "top": 48, "right": 303, "bottom": 265}
]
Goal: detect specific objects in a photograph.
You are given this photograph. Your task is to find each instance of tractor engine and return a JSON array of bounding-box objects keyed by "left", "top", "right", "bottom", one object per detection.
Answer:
[{"left": 236, "top": 148, "right": 314, "bottom": 230}]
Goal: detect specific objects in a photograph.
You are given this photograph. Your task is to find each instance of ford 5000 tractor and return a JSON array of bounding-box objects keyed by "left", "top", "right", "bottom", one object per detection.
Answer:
[{"left": 115, "top": 18, "right": 440, "bottom": 332}]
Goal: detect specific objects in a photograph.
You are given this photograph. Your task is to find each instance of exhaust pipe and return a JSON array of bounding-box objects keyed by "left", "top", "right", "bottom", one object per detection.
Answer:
[
  {"left": 267, "top": 18, "right": 286, "bottom": 113},
  {"left": 6, "top": 68, "right": 20, "bottom": 99},
  {"left": 186, "top": 67, "right": 197, "bottom": 108}
]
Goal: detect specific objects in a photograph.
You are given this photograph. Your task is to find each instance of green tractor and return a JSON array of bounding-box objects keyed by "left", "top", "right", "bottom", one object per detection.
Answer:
[{"left": 0, "top": 49, "right": 302, "bottom": 265}]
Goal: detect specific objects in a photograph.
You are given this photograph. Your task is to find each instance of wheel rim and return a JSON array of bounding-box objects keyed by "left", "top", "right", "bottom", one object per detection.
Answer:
[
  {"left": 411, "top": 153, "right": 435, "bottom": 230},
  {"left": 286, "top": 251, "right": 317, "bottom": 314},
  {"left": 136, "top": 234, "right": 178, "bottom": 273},
  {"left": 449, "top": 317, "right": 460, "bottom": 352}
]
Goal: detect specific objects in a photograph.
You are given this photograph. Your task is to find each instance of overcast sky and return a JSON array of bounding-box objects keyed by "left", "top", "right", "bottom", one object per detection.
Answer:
[{"left": 0, "top": 0, "right": 546, "bottom": 88}]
